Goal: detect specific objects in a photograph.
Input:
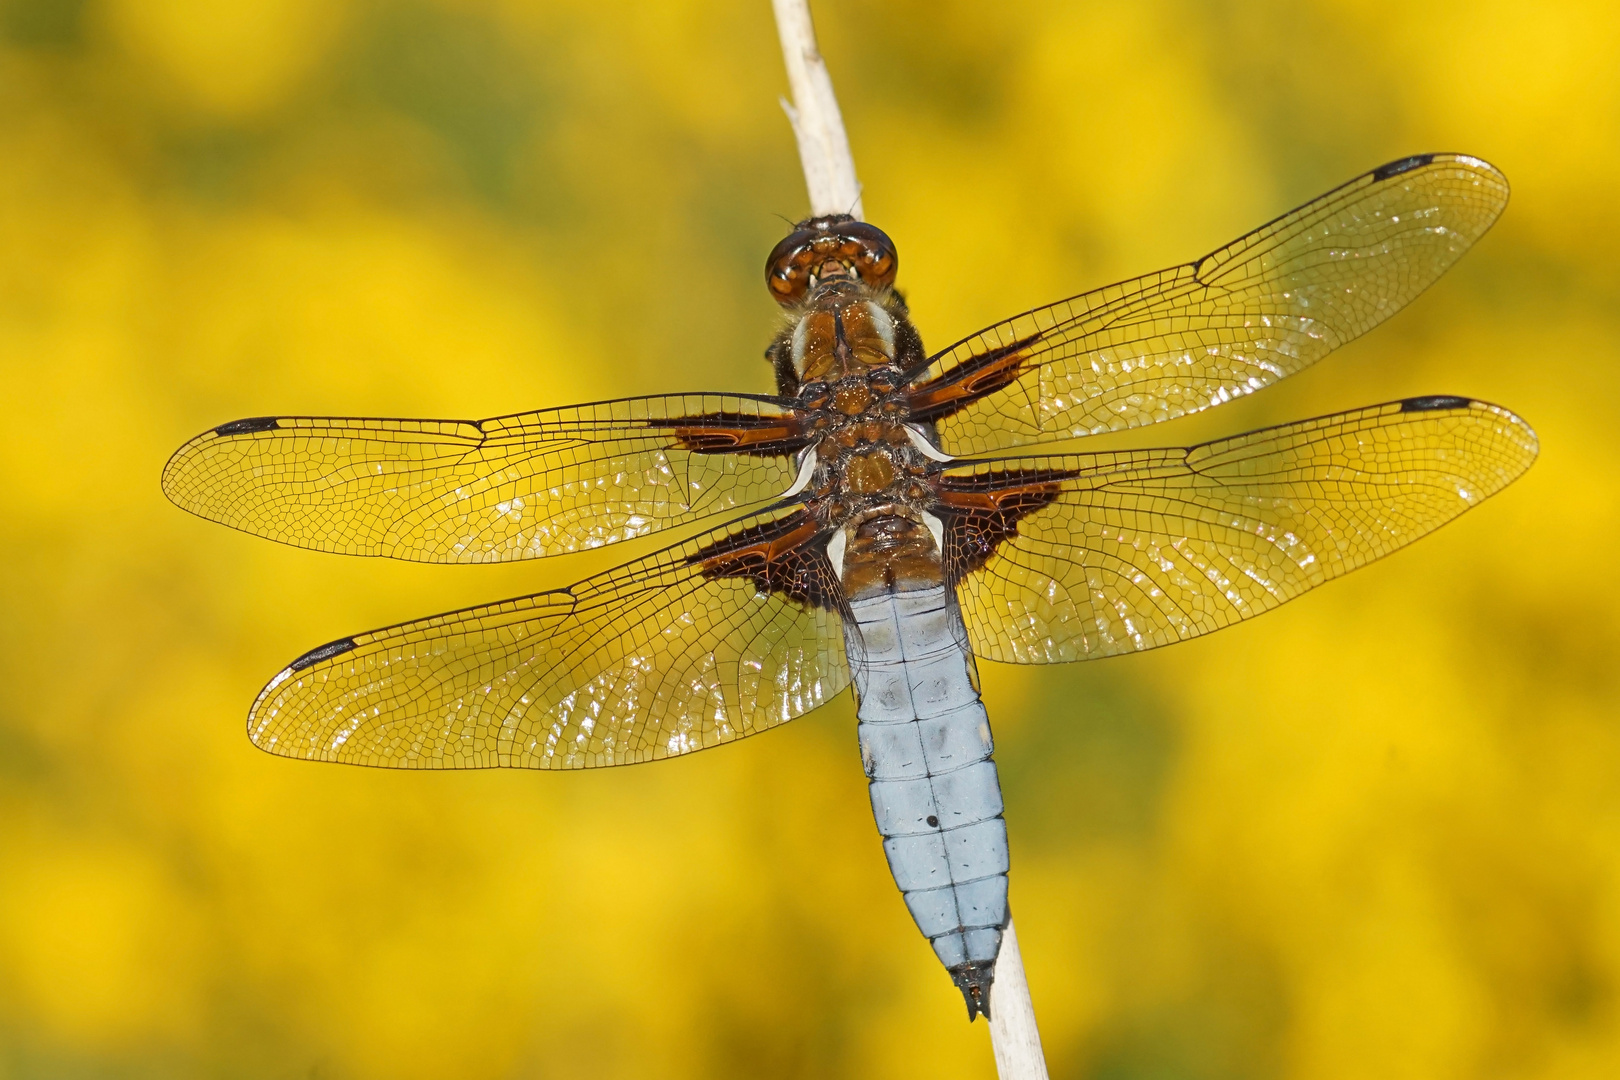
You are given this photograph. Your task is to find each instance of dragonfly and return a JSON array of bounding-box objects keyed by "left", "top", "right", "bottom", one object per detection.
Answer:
[{"left": 163, "top": 153, "right": 1537, "bottom": 1020}]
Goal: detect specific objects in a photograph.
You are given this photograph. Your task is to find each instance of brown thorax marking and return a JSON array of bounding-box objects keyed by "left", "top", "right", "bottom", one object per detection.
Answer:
[
  {"left": 843, "top": 449, "right": 897, "bottom": 495},
  {"left": 833, "top": 382, "right": 871, "bottom": 415},
  {"left": 789, "top": 280, "right": 900, "bottom": 384},
  {"left": 796, "top": 353, "right": 944, "bottom": 599},
  {"left": 839, "top": 509, "right": 945, "bottom": 598},
  {"left": 804, "top": 395, "right": 932, "bottom": 532}
]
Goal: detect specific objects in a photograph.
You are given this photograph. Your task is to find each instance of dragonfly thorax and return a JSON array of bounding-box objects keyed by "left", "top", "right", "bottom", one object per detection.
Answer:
[
  {"left": 810, "top": 431, "right": 934, "bottom": 527},
  {"left": 786, "top": 282, "right": 899, "bottom": 383},
  {"left": 796, "top": 361, "right": 938, "bottom": 536}
]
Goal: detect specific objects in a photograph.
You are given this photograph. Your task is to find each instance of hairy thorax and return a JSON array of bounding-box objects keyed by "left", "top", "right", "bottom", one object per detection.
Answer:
[
  {"left": 679, "top": 214, "right": 1068, "bottom": 613},
  {"left": 768, "top": 272, "right": 945, "bottom": 600}
]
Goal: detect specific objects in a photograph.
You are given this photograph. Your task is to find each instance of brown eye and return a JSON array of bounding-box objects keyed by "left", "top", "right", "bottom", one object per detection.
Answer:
[
  {"left": 764, "top": 217, "right": 900, "bottom": 305},
  {"left": 764, "top": 226, "right": 819, "bottom": 303}
]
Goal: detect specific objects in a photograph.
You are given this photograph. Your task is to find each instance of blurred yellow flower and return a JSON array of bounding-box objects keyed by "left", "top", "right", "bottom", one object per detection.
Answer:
[{"left": 0, "top": 1, "right": 1615, "bottom": 1077}]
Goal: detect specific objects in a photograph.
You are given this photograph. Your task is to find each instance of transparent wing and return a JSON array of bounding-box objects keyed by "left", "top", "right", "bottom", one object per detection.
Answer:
[
  {"left": 910, "top": 154, "right": 1510, "bottom": 455},
  {"left": 942, "top": 397, "right": 1537, "bottom": 663},
  {"left": 162, "top": 394, "right": 807, "bottom": 562},
  {"left": 248, "top": 509, "right": 847, "bottom": 768}
]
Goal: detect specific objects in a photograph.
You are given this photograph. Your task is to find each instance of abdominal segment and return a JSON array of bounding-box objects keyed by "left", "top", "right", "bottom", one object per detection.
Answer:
[{"left": 845, "top": 583, "right": 1009, "bottom": 1021}]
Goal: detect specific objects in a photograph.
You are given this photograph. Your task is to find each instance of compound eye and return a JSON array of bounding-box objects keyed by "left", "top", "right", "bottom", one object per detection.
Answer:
[
  {"left": 764, "top": 218, "right": 900, "bottom": 306},
  {"left": 841, "top": 222, "right": 898, "bottom": 291},
  {"left": 764, "top": 227, "right": 819, "bottom": 304}
]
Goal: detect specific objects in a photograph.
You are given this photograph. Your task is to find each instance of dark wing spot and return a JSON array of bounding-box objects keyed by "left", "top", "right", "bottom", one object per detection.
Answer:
[
  {"left": 214, "top": 416, "right": 281, "bottom": 436},
  {"left": 926, "top": 815, "right": 939, "bottom": 827},
  {"left": 936, "top": 467, "right": 1083, "bottom": 585},
  {"left": 644, "top": 410, "right": 809, "bottom": 457},
  {"left": 289, "top": 638, "right": 358, "bottom": 671},
  {"left": 905, "top": 333, "right": 1043, "bottom": 424},
  {"left": 1372, "top": 154, "right": 1436, "bottom": 182},
  {"left": 1400, "top": 395, "right": 1472, "bottom": 413},
  {"left": 689, "top": 511, "right": 838, "bottom": 611}
]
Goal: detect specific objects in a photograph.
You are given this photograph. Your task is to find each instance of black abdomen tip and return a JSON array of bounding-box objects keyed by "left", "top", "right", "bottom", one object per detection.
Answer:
[
  {"left": 289, "top": 638, "right": 358, "bottom": 671},
  {"left": 1372, "top": 154, "right": 1436, "bottom": 182},
  {"left": 950, "top": 960, "right": 997, "bottom": 1022},
  {"left": 214, "top": 416, "right": 281, "bottom": 436},
  {"left": 1400, "top": 395, "right": 1473, "bottom": 413}
]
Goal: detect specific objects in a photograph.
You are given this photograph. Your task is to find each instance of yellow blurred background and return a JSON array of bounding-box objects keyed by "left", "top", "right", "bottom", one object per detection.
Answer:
[{"left": 1, "top": 0, "right": 1616, "bottom": 1076}]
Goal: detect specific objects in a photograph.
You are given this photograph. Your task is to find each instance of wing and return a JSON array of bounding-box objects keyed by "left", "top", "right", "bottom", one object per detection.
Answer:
[
  {"left": 247, "top": 509, "right": 848, "bottom": 768},
  {"left": 938, "top": 396, "right": 1537, "bottom": 663},
  {"left": 909, "top": 154, "right": 1510, "bottom": 455},
  {"left": 162, "top": 394, "right": 809, "bottom": 562}
]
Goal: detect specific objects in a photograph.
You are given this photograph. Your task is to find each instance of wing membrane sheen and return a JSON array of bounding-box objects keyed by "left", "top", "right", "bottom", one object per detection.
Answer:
[
  {"left": 914, "top": 154, "right": 1510, "bottom": 454},
  {"left": 944, "top": 397, "right": 1537, "bottom": 663},
  {"left": 249, "top": 510, "right": 848, "bottom": 769},
  {"left": 162, "top": 394, "right": 804, "bottom": 562}
]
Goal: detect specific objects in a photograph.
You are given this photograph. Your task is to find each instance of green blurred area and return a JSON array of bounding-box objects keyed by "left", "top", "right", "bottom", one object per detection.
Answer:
[{"left": 1, "top": 0, "right": 1617, "bottom": 1076}]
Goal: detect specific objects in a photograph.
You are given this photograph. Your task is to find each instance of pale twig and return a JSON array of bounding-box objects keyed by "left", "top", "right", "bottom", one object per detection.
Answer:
[
  {"left": 987, "top": 919, "right": 1049, "bottom": 1079},
  {"left": 770, "top": 0, "right": 863, "bottom": 219},
  {"left": 766, "top": 3, "right": 1049, "bottom": 1077}
]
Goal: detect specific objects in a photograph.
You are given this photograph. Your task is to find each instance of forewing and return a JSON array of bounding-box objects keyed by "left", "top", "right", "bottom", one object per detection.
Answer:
[
  {"left": 162, "top": 395, "right": 806, "bottom": 562},
  {"left": 941, "top": 397, "right": 1537, "bottom": 663},
  {"left": 248, "top": 511, "right": 848, "bottom": 769},
  {"left": 912, "top": 155, "right": 1510, "bottom": 455}
]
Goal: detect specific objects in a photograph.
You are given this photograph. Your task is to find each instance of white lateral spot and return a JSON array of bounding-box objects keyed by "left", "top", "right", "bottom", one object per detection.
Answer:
[
  {"left": 866, "top": 302, "right": 897, "bottom": 357},
  {"left": 905, "top": 425, "right": 955, "bottom": 462},
  {"left": 790, "top": 316, "right": 811, "bottom": 376},
  {"left": 920, "top": 510, "right": 945, "bottom": 554},
  {"left": 783, "top": 447, "right": 818, "bottom": 497},
  {"left": 826, "top": 527, "right": 848, "bottom": 580}
]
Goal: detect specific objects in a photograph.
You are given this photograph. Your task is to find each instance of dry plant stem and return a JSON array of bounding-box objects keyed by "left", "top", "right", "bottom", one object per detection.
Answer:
[
  {"left": 767, "top": 2, "right": 1047, "bottom": 1076},
  {"left": 771, "top": 0, "right": 864, "bottom": 218},
  {"left": 988, "top": 920, "right": 1049, "bottom": 1079}
]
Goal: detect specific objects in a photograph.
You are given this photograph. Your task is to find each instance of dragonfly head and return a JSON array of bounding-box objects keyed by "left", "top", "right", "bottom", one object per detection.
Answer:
[{"left": 765, "top": 215, "right": 897, "bottom": 305}]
